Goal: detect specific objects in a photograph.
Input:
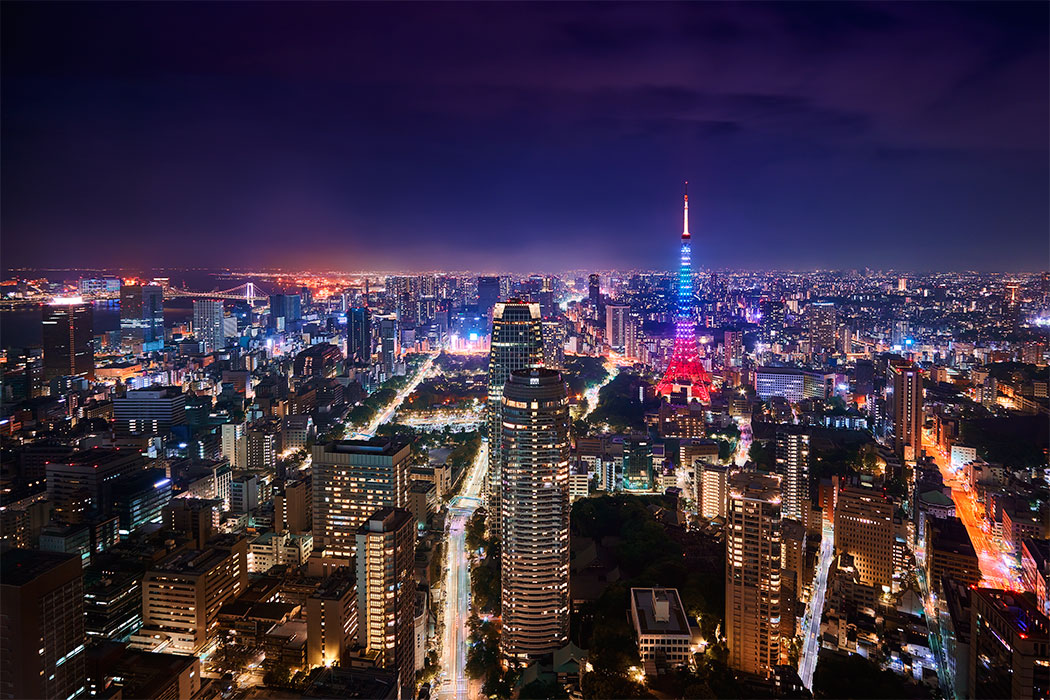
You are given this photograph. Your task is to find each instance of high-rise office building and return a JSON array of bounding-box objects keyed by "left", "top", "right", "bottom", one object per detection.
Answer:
[
  {"left": 46, "top": 449, "right": 144, "bottom": 524},
  {"left": 487, "top": 300, "right": 543, "bottom": 531},
  {"left": 268, "top": 293, "right": 302, "bottom": 331},
  {"left": 120, "top": 283, "right": 164, "bottom": 349},
  {"left": 476, "top": 276, "right": 501, "bottom": 318},
  {"left": 347, "top": 307, "right": 372, "bottom": 364},
  {"left": 356, "top": 508, "right": 415, "bottom": 698},
  {"left": 380, "top": 318, "right": 398, "bottom": 372},
  {"left": 0, "top": 549, "right": 86, "bottom": 700},
  {"left": 192, "top": 299, "right": 225, "bottom": 353},
  {"left": 776, "top": 428, "right": 810, "bottom": 522},
  {"left": 42, "top": 298, "right": 94, "bottom": 381},
  {"left": 726, "top": 471, "right": 783, "bottom": 678},
  {"left": 834, "top": 484, "right": 894, "bottom": 590},
  {"left": 588, "top": 273, "right": 601, "bottom": 312},
  {"left": 312, "top": 439, "right": 411, "bottom": 557},
  {"left": 888, "top": 361, "right": 923, "bottom": 462},
  {"left": 605, "top": 304, "right": 630, "bottom": 353},
  {"left": 500, "top": 368, "right": 571, "bottom": 659},
  {"left": 113, "top": 387, "right": 187, "bottom": 435},
  {"left": 804, "top": 302, "right": 837, "bottom": 354}
]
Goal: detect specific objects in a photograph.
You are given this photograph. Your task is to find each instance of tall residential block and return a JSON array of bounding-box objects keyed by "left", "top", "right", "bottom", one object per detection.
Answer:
[
  {"left": 312, "top": 439, "right": 411, "bottom": 557},
  {"left": 605, "top": 304, "right": 630, "bottom": 352},
  {"left": 500, "top": 368, "right": 571, "bottom": 659},
  {"left": 775, "top": 428, "right": 810, "bottom": 522},
  {"left": 726, "top": 471, "right": 783, "bottom": 678},
  {"left": 356, "top": 508, "right": 415, "bottom": 698},
  {"left": 888, "top": 360, "right": 923, "bottom": 462}
]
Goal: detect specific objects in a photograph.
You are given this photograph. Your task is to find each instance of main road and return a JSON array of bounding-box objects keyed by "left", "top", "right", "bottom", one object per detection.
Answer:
[
  {"left": 921, "top": 429, "right": 1019, "bottom": 590},
  {"left": 798, "top": 518, "right": 835, "bottom": 689},
  {"left": 438, "top": 439, "right": 489, "bottom": 700},
  {"left": 347, "top": 353, "right": 438, "bottom": 439}
]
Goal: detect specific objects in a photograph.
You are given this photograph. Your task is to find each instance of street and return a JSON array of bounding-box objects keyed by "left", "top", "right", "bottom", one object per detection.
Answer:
[
  {"left": 922, "top": 430, "right": 1020, "bottom": 590},
  {"left": 437, "top": 439, "right": 488, "bottom": 700},
  {"left": 798, "top": 518, "right": 834, "bottom": 689},
  {"left": 348, "top": 353, "right": 438, "bottom": 439}
]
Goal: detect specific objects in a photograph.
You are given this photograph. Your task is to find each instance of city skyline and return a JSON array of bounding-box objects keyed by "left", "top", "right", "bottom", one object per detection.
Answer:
[
  {"left": 1, "top": 4, "right": 1047, "bottom": 700},
  {"left": 3, "top": 2, "right": 1048, "bottom": 272}
]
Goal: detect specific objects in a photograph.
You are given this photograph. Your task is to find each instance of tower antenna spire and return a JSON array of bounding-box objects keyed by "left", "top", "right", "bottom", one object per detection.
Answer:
[{"left": 683, "top": 180, "right": 690, "bottom": 239}]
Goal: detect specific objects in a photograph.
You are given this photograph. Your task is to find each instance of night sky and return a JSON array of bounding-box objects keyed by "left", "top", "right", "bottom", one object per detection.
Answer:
[{"left": 2, "top": 2, "right": 1047, "bottom": 273}]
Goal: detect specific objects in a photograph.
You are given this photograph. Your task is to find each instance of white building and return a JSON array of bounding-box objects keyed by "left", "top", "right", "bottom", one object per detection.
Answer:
[{"left": 629, "top": 587, "right": 697, "bottom": 671}]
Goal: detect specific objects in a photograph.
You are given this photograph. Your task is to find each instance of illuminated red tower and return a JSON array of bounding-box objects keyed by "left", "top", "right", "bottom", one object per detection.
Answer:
[{"left": 655, "top": 184, "right": 712, "bottom": 402}]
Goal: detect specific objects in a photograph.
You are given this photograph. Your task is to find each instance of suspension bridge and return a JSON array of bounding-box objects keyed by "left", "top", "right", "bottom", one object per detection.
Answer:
[{"left": 164, "top": 281, "right": 271, "bottom": 303}]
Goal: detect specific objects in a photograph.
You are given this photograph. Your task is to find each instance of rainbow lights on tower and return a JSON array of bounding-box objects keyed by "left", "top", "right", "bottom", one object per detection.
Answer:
[{"left": 655, "top": 182, "right": 712, "bottom": 402}]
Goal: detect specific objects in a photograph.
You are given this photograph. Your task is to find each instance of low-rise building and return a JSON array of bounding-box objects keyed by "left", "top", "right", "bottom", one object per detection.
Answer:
[{"left": 629, "top": 587, "right": 697, "bottom": 673}]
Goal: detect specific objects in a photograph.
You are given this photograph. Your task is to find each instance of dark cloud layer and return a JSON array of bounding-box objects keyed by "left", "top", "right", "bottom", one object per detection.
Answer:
[{"left": 2, "top": 2, "right": 1047, "bottom": 272}]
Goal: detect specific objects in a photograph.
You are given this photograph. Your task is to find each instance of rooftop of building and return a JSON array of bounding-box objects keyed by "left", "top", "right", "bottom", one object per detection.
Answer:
[
  {"left": 301, "top": 666, "right": 398, "bottom": 700},
  {"left": 728, "top": 470, "right": 782, "bottom": 503},
  {"left": 0, "top": 548, "right": 78, "bottom": 587},
  {"left": 53, "top": 447, "right": 139, "bottom": 467},
  {"left": 320, "top": 437, "right": 408, "bottom": 456},
  {"left": 631, "top": 587, "right": 692, "bottom": 637},
  {"left": 360, "top": 506, "right": 414, "bottom": 534},
  {"left": 972, "top": 588, "right": 1050, "bottom": 639},
  {"left": 311, "top": 568, "right": 356, "bottom": 600}
]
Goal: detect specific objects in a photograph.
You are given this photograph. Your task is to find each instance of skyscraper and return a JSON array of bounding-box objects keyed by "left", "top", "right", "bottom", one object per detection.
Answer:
[
  {"left": 347, "top": 306, "right": 372, "bottom": 364},
  {"left": 726, "top": 471, "right": 783, "bottom": 678},
  {"left": 588, "top": 273, "right": 601, "bottom": 314},
  {"left": 120, "top": 283, "right": 164, "bottom": 349},
  {"left": 888, "top": 360, "right": 923, "bottom": 462},
  {"left": 655, "top": 185, "right": 711, "bottom": 402},
  {"left": 268, "top": 293, "right": 302, "bottom": 331},
  {"left": 192, "top": 298, "right": 224, "bottom": 353},
  {"left": 356, "top": 507, "right": 415, "bottom": 698},
  {"left": 776, "top": 427, "right": 810, "bottom": 521},
  {"left": 605, "top": 304, "right": 630, "bottom": 353},
  {"left": 487, "top": 300, "right": 543, "bottom": 530},
  {"left": 42, "top": 298, "right": 94, "bottom": 381},
  {"left": 311, "top": 438, "right": 411, "bottom": 557},
  {"left": 476, "top": 275, "right": 501, "bottom": 319},
  {"left": 1, "top": 549, "right": 86, "bottom": 700},
  {"left": 380, "top": 317, "right": 398, "bottom": 372},
  {"left": 500, "top": 368, "right": 570, "bottom": 659},
  {"left": 803, "top": 302, "right": 837, "bottom": 354}
]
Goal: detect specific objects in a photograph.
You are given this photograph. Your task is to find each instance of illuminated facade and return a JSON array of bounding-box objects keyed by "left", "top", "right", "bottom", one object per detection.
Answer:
[
  {"left": 311, "top": 439, "right": 411, "bottom": 557},
  {"left": 486, "top": 300, "right": 543, "bottom": 531},
  {"left": 888, "top": 361, "right": 923, "bottom": 462},
  {"left": 726, "top": 471, "right": 782, "bottom": 677},
  {"left": 655, "top": 186, "right": 711, "bottom": 402},
  {"left": 42, "top": 298, "right": 94, "bottom": 381},
  {"left": 500, "top": 368, "right": 570, "bottom": 659},
  {"left": 356, "top": 507, "right": 415, "bottom": 697},
  {"left": 834, "top": 484, "right": 894, "bottom": 590}
]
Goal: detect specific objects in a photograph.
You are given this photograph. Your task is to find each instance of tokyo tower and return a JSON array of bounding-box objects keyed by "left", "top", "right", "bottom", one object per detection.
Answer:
[{"left": 655, "top": 183, "right": 712, "bottom": 402}]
